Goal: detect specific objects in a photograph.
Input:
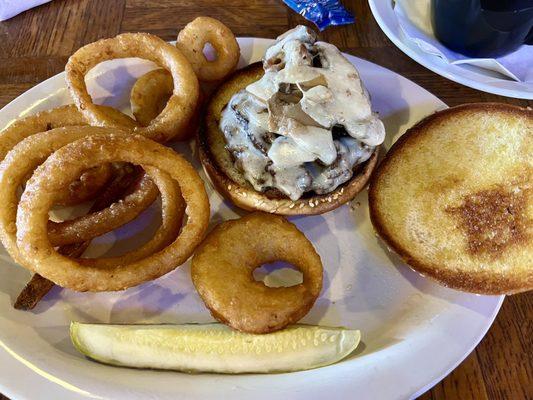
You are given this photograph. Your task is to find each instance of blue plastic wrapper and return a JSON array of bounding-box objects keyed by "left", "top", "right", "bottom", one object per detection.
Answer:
[{"left": 283, "top": 0, "right": 355, "bottom": 30}]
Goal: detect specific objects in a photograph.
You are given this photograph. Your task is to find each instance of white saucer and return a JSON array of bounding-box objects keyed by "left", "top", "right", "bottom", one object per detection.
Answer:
[{"left": 369, "top": 0, "right": 533, "bottom": 99}]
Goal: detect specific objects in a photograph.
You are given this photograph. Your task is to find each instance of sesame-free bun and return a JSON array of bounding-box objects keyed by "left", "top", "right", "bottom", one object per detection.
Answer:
[
  {"left": 199, "top": 62, "right": 378, "bottom": 215},
  {"left": 369, "top": 103, "right": 532, "bottom": 295}
]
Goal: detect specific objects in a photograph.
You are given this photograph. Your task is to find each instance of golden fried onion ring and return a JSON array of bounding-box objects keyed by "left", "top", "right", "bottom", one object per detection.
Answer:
[
  {"left": 191, "top": 213, "right": 323, "bottom": 333},
  {"left": 16, "top": 132, "right": 210, "bottom": 291},
  {"left": 15, "top": 164, "right": 161, "bottom": 310},
  {"left": 47, "top": 170, "right": 158, "bottom": 246},
  {"left": 53, "top": 164, "right": 112, "bottom": 206},
  {"left": 0, "top": 123, "right": 160, "bottom": 247},
  {"left": 0, "top": 105, "right": 84, "bottom": 158},
  {"left": 0, "top": 104, "right": 138, "bottom": 159},
  {"left": 130, "top": 69, "right": 203, "bottom": 139},
  {"left": 0, "top": 104, "right": 136, "bottom": 206},
  {"left": 66, "top": 33, "right": 199, "bottom": 142},
  {"left": 78, "top": 165, "right": 184, "bottom": 268},
  {"left": 0, "top": 126, "right": 184, "bottom": 268},
  {"left": 130, "top": 69, "right": 173, "bottom": 127},
  {"left": 177, "top": 17, "right": 240, "bottom": 82}
]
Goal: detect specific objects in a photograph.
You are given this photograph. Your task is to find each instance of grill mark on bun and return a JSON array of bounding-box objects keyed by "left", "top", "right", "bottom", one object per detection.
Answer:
[{"left": 447, "top": 185, "right": 530, "bottom": 259}]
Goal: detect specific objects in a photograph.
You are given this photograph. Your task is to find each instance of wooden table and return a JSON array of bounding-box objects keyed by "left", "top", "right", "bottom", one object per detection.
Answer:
[{"left": 0, "top": 1, "right": 530, "bottom": 399}]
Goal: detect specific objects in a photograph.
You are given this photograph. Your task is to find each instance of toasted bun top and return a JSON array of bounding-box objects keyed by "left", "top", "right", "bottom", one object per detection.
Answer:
[
  {"left": 369, "top": 103, "right": 532, "bottom": 295},
  {"left": 199, "top": 62, "right": 378, "bottom": 215}
]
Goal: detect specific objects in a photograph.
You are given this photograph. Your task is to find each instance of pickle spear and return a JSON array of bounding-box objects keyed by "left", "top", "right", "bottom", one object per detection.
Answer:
[{"left": 70, "top": 322, "right": 360, "bottom": 374}]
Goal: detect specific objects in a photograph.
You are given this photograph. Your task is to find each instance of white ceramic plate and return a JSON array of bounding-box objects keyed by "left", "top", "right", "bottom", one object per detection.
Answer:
[
  {"left": 0, "top": 38, "right": 503, "bottom": 400},
  {"left": 369, "top": 0, "right": 533, "bottom": 100}
]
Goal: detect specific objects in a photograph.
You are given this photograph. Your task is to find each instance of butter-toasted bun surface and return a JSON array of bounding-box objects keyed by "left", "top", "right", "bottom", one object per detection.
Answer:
[{"left": 369, "top": 103, "right": 532, "bottom": 295}]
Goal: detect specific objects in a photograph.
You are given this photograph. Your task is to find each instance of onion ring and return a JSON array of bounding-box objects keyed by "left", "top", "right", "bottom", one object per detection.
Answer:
[
  {"left": 191, "top": 213, "right": 323, "bottom": 333},
  {"left": 130, "top": 69, "right": 173, "bottom": 127},
  {"left": 176, "top": 17, "right": 240, "bottom": 82},
  {"left": 0, "top": 105, "right": 84, "bottom": 158},
  {"left": 0, "top": 104, "right": 137, "bottom": 159},
  {"left": 66, "top": 32, "right": 199, "bottom": 142},
  {"left": 0, "top": 127, "right": 173, "bottom": 266},
  {"left": 16, "top": 132, "right": 210, "bottom": 291},
  {"left": 130, "top": 69, "right": 204, "bottom": 140},
  {"left": 0, "top": 104, "right": 137, "bottom": 206},
  {"left": 47, "top": 170, "right": 158, "bottom": 246},
  {"left": 77, "top": 165, "right": 184, "bottom": 267},
  {"left": 53, "top": 164, "right": 112, "bottom": 206},
  {"left": 4, "top": 155, "right": 183, "bottom": 280},
  {"left": 14, "top": 163, "right": 172, "bottom": 310},
  {"left": 14, "top": 236, "right": 90, "bottom": 310}
]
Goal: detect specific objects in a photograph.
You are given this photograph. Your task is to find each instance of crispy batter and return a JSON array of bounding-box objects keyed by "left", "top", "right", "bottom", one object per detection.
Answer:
[
  {"left": 0, "top": 105, "right": 85, "bottom": 159},
  {"left": 0, "top": 126, "right": 186, "bottom": 280},
  {"left": 53, "top": 164, "right": 112, "bottom": 206},
  {"left": 66, "top": 32, "right": 199, "bottom": 142},
  {"left": 131, "top": 69, "right": 173, "bottom": 127},
  {"left": 177, "top": 17, "right": 240, "bottom": 82},
  {"left": 130, "top": 69, "right": 205, "bottom": 140},
  {"left": 0, "top": 127, "right": 168, "bottom": 265},
  {"left": 14, "top": 238, "right": 89, "bottom": 310},
  {"left": 15, "top": 132, "right": 209, "bottom": 291},
  {"left": 47, "top": 170, "right": 159, "bottom": 246},
  {"left": 191, "top": 213, "right": 323, "bottom": 333},
  {"left": 1, "top": 126, "right": 185, "bottom": 277},
  {"left": 14, "top": 164, "right": 163, "bottom": 310},
  {"left": 73, "top": 164, "right": 185, "bottom": 268},
  {"left": 0, "top": 104, "right": 137, "bottom": 159},
  {"left": 0, "top": 104, "right": 136, "bottom": 206}
]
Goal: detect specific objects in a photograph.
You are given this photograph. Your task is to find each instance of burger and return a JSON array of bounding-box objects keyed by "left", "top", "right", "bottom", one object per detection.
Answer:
[{"left": 199, "top": 26, "right": 385, "bottom": 215}]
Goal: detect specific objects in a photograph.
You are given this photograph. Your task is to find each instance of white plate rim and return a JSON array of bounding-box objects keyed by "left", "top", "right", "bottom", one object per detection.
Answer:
[{"left": 0, "top": 296, "right": 504, "bottom": 400}]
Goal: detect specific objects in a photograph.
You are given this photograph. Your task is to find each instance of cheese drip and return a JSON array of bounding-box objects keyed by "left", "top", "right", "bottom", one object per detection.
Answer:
[{"left": 220, "top": 26, "right": 384, "bottom": 200}]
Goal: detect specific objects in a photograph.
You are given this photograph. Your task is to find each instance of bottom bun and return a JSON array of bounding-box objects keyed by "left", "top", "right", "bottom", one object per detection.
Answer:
[{"left": 199, "top": 62, "right": 379, "bottom": 215}]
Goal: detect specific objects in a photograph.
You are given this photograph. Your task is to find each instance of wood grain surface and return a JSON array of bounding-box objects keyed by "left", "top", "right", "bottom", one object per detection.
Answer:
[{"left": 0, "top": 1, "right": 531, "bottom": 399}]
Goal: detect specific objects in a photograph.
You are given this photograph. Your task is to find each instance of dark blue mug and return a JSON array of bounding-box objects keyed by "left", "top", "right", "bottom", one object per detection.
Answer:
[{"left": 432, "top": 0, "right": 533, "bottom": 57}]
